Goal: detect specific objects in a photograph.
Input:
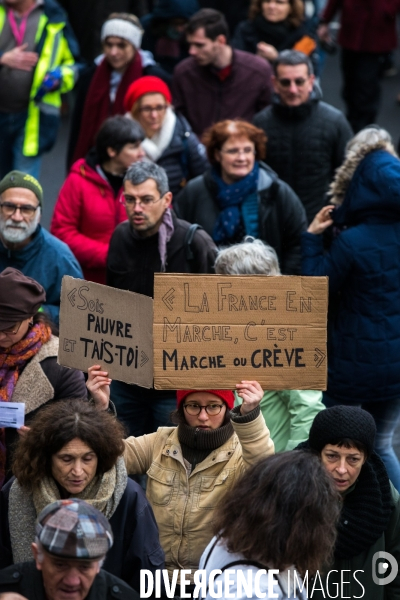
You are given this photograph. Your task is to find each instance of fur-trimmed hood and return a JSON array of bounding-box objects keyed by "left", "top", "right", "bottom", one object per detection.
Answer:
[
  {"left": 329, "top": 139, "right": 398, "bottom": 206},
  {"left": 333, "top": 149, "right": 400, "bottom": 226}
]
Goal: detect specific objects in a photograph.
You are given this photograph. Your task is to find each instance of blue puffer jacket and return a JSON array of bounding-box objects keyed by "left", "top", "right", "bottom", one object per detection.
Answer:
[{"left": 302, "top": 150, "right": 400, "bottom": 402}]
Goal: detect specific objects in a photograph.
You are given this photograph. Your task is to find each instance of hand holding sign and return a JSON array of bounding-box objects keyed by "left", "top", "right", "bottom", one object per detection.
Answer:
[
  {"left": 87, "top": 365, "right": 112, "bottom": 411},
  {"left": 236, "top": 380, "right": 264, "bottom": 415}
]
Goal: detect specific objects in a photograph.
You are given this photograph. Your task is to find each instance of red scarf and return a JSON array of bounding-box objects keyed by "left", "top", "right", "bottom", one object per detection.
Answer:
[
  {"left": 0, "top": 322, "right": 51, "bottom": 488},
  {"left": 73, "top": 52, "right": 143, "bottom": 162}
]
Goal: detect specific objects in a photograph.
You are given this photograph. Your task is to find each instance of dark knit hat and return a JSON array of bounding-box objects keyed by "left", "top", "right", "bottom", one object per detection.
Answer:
[
  {"left": 177, "top": 389, "right": 235, "bottom": 409},
  {"left": 308, "top": 405, "right": 376, "bottom": 456},
  {"left": 0, "top": 268, "right": 46, "bottom": 328},
  {"left": 36, "top": 499, "right": 113, "bottom": 559},
  {"left": 0, "top": 170, "right": 43, "bottom": 206}
]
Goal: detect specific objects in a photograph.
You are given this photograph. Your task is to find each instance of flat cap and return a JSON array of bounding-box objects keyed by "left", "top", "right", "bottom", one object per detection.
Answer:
[
  {"left": 0, "top": 268, "right": 45, "bottom": 329},
  {"left": 36, "top": 499, "right": 114, "bottom": 559}
]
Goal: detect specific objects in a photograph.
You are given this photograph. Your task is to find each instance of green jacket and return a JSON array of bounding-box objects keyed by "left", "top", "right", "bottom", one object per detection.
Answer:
[
  {"left": 310, "top": 483, "right": 400, "bottom": 600},
  {"left": 0, "top": 0, "right": 79, "bottom": 156},
  {"left": 235, "top": 389, "right": 324, "bottom": 452}
]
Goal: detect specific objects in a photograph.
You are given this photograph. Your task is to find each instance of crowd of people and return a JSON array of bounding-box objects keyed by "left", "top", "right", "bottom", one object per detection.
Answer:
[{"left": 1, "top": 0, "right": 400, "bottom": 599}]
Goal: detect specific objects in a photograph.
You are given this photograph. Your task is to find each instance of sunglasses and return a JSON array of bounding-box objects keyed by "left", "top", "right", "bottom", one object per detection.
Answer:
[{"left": 277, "top": 77, "right": 308, "bottom": 87}]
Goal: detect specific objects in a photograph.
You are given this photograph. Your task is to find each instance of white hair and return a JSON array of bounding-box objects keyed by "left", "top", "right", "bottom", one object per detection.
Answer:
[{"left": 215, "top": 238, "right": 281, "bottom": 275}]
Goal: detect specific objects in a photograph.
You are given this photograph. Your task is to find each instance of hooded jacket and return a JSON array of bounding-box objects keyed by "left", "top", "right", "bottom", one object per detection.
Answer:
[
  {"left": 0, "top": 225, "right": 83, "bottom": 325},
  {"left": 302, "top": 149, "right": 400, "bottom": 402},
  {"left": 253, "top": 86, "right": 353, "bottom": 223},
  {"left": 175, "top": 162, "right": 307, "bottom": 274},
  {"left": 51, "top": 157, "right": 127, "bottom": 284}
]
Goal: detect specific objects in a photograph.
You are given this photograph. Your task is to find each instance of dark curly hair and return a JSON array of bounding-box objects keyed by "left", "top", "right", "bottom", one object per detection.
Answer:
[
  {"left": 249, "top": 0, "right": 304, "bottom": 28},
  {"left": 202, "top": 120, "right": 267, "bottom": 166},
  {"left": 212, "top": 451, "right": 340, "bottom": 577},
  {"left": 12, "top": 399, "right": 126, "bottom": 492}
]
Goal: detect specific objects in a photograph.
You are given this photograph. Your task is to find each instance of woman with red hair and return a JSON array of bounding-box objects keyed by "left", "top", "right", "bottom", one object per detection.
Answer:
[
  {"left": 124, "top": 75, "right": 208, "bottom": 196},
  {"left": 176, "top": 119, "right": 307, "bottom": 274},
  {"left": 87, "top": 368, "right": 274, "bottom": 592}
]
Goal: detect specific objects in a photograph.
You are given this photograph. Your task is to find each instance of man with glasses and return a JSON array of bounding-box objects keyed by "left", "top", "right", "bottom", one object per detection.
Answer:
[
  {"left": 106, "top": 161, "right": 217, "bottom": 438},
  {"left": 254, "top": 49, "right": 352, "bottom": 223},
  {"left": 0, "top": 171, "right": 82, "bottom": 325}
]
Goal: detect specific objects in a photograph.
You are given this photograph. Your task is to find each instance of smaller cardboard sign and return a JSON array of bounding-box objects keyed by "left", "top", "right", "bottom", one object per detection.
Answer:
[
  {"left": 58, "top": 277, "right": 153, "bottom": 388},
  {"left": 153, "top": 274, "right": 328, "bottom": 390}
]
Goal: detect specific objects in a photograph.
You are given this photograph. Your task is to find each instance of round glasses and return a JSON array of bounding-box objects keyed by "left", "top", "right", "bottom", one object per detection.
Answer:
[{"left": 183, "top": 403, "right": 224, "bottom": 416}]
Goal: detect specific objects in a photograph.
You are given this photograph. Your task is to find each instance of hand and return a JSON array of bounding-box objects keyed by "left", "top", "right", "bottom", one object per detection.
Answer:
[
  {"left": 256, "top": 41, "right": 278, "bottom": 61},
  {"left": 87, "top": 365, "right": 112, "bottom": 410},
  {"left": 0, "top": 594, "right": 29, "bottom": 600},
  {"left": 317, "top": 24, "right": 331, "bottom": 43},
  {"left": 307, "top": 205, "right": 335, "bottom": 235},
  {"left": 17, "top": 425, "right": 30, "bottom": 438},
  {"left": 236, "top": 380, "right": 263, "bottom": 415},
  {"left": 0, "top": 44, "right": 38, "bottom": 71}
]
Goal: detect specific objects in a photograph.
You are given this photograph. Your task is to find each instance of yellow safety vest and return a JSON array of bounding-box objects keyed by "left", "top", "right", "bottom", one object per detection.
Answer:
[{"left": 0, "top": 5, "right": 76, "bottom": 156}]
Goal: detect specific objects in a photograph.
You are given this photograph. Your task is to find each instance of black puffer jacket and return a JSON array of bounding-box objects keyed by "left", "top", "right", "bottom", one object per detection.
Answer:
[
  {"left": 253, "top": 88, "right": 352, "bottom": 223},
  {"left": 175, "top": 162, "right": 307, "bottom": 274},
  {"left": 157, "top": 113, "right": 208, "bottom": 198}
]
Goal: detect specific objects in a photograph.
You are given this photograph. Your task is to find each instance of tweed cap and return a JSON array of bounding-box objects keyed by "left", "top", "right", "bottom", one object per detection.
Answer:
[
  {"left": 0, "top": 268, "right": 46, "bottom": 328},
  {"left": 0, "top": 170, "right": 43, "bottom": 206},
  {"left": 36, "top": 499, "right": 113, "bottom": 559},
  {"left": 308, "top": 405, "right": 376, "bottom": 456}
]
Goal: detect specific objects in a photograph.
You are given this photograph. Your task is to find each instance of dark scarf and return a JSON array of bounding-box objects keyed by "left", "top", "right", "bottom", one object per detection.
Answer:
[
  {"left": 212, "top": 162, "right": 259, "bottom": 245},
  {"left": 297, "top": 443, "right": 393, "bottom": 559},
  {"left": 73, "top": 52, "right": 143, "bottom": 162},
  {"left": 252, "top": 14, "right": 306, "bottom": 51},
  {"left": 178, "top": 420, "right": 234, "bottom": 470}
]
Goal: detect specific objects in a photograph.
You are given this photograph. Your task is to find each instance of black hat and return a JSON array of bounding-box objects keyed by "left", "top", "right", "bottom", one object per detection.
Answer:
[
  {"left": 308, "top": 405, "right": 376, "bottom": 456},
  {"left": 0, "top": 268, "right": 46, "bottom": 329}
]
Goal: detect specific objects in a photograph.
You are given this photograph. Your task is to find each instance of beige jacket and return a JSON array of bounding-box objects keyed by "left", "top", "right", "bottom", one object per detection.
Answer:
[{"left": 123, "top": 413, "right": 274, "bottom": 579}]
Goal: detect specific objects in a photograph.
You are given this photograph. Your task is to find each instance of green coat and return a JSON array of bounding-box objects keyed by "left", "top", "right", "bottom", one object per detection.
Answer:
[
  {"left": 310, "top": 483, "right": 400, "bottom": 600},
  {"left": 235, "top": 389, "right": 324, "bottom": 452}
]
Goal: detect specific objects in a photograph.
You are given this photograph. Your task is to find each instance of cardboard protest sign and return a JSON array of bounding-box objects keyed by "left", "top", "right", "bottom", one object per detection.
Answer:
[
  {"left": 153, "top": 274, "right": 328, "bottom": 390},
  {"left": 58, "top": 277, "right": 153, "bottom": 388}
]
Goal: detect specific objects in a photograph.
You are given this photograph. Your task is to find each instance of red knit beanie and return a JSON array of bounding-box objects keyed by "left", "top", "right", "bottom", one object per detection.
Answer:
[
  {"left": 124, "top": 76, "right": 172, "bottom": 112},
  {"left": 176, "top": 390, "right": 235, "bottom": 410}
]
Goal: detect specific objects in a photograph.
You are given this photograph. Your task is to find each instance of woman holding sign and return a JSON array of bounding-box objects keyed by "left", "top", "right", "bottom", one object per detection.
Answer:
[
  {"left": 0, "top": 268, "right": 86, "bottom": 488},
  {"left": 87, "top": 367, "right": 274, "bottom": 592}
]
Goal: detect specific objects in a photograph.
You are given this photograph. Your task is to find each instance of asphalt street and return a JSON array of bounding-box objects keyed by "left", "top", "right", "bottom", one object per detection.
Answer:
[{"left": 39, "top": 50, "right": 400, "bottom": 458}]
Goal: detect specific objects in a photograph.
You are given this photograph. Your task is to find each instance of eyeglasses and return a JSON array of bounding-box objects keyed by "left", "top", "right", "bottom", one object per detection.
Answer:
[
  {"left": 220, "top": 147, "right": 255, "bottom": 157},
  {"left": 277, "top": 77, "right": 308, "bottom": 87},
  {"left": 183, "top": 403, "right": 225, "bottom": 416},
  {"left": 139, "top": 105, "right": 168, "bottom": 114},
  {"left": 122, "top": 194, "right": 164, "bottom": 208},
  {"left": 0, "top": 321, "right": 22, "bottom": 336},
  {"left": 0, "top": 202, "right": 39, "bottom": 218},
  {"left": 263, "top": 0, "right": 290, "bottom": 4}
]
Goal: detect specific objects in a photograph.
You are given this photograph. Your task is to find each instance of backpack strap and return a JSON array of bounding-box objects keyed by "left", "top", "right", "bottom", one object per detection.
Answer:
[{"left": 184, "top": 223, "right": 203, "bottom": 267}]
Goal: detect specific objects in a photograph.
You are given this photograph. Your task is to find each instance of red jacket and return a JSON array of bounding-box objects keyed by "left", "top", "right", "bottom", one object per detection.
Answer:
[
  {"left": 172, "top": 49, "right": 272, "bottom": 136},
  {"left": 51, "top": 160, "right": 127, "bottom": 284},
  {"left": 322, "top": 0, "right": 400, "bottom": 53}
]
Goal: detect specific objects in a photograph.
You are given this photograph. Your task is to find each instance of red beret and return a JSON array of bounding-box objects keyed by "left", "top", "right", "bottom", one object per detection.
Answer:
[
  {"left": 124, "top": 76, "right": 172, "bottom": 112},
  {"left": 176, "top": 389, "right": 235, "bottom": 410}
]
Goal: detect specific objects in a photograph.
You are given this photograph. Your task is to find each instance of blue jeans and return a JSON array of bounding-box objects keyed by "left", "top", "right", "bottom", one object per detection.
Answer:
[
  {"left": 110, "top": 380, "right": 177, "bottom": 437},
  {"left": 0, "top": 111, "right": 42, "bottom": 179},
  {"left": 323, "top": 393, "right": 400, "bottom": 491}
]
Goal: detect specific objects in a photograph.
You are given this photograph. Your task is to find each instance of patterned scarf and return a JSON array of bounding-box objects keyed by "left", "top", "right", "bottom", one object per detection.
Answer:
[
  {"left": 212, "top": 162, "right": 259, "bottom": 245},
  {"left": 0, "top": 322, "right": 51, "bottom": 488}
]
